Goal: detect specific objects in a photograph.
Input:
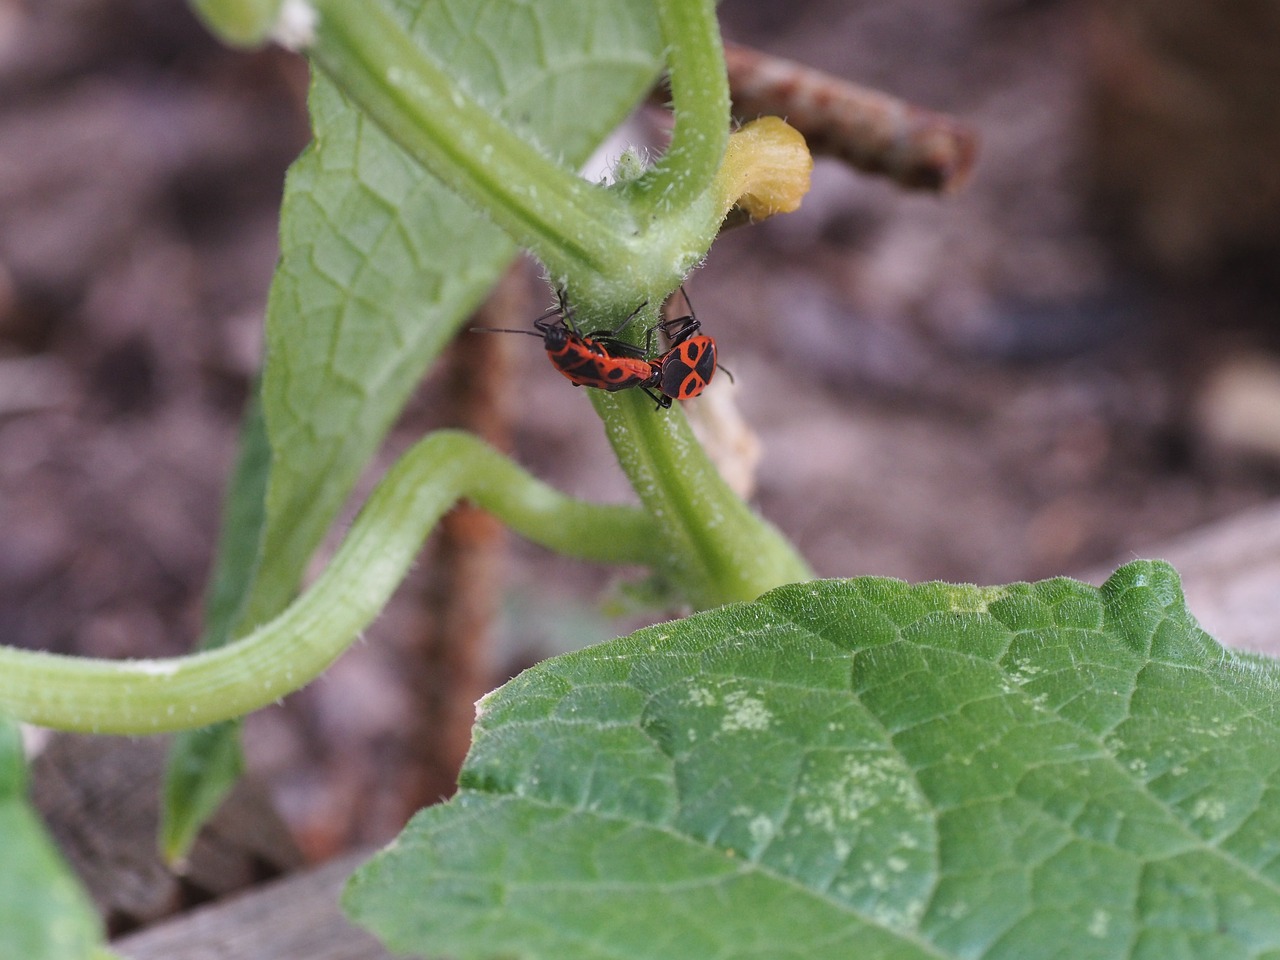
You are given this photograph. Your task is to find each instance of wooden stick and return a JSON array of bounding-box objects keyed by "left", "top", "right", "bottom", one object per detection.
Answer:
[
  {"left": 113, "top": 851, "right": 390, "bottom": 960},
  {"left": 723, "top": 40, "right": 979, "bottom": 193}
]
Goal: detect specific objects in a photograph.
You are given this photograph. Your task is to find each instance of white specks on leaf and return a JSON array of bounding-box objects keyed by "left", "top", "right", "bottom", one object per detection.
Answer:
[
  {"left": 1007, "top": 657, "right": 1044, "bottom": 686},
  {"left": 720, "top": 690, "right": 772, "bottom": 733},
  {"left": 801, "top": 755, "right": 924, "bottom": 833},
  {"left": 941, "top": 900, "right": 971, "bottom": 920},
  {"left": 866, "top": 866, "right": 890, "bottom": 891},
  {"left": 1088, "top": 909, "right": 1110, "bottom": 938},
  {"left": 864, "top": 896, "right": 926, "bottom": 931},
  {"left": 747, "top": 815, "right": 776, "bottom": 847},
  {"left": 1191, "top": 797, "right": 1227, "bottom": 822},
  {"left": 944, "top": 585, "right": 1005, "bottom": 614},
  {"left": 686, "top": 686, "right": 716, "bottom": 707}
]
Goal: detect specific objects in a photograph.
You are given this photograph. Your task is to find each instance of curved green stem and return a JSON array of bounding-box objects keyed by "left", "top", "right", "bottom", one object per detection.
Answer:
[
  {"left": 630, "top": 0, "right": 730, "bottom": 217},
  {"left": 591, "top": 389, "right": 813, "bottom": 610},
  {"left": 0, "top": 432, "right": 661, "bottom": 735}
]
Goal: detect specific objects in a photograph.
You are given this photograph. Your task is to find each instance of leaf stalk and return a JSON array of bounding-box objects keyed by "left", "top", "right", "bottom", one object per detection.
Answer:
[{"left": 0, "top": 433, "right": 661, "bottom": 734}]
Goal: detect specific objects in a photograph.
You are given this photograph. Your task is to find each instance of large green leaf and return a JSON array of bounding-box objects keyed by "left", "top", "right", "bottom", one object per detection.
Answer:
[
  {"left": 0, "top": 719, "right": 110, "bottom": 960},
  {"left": 345, "top": 560, "right": 1280, "bottom": 959},
  {"left": 168, "top": 0, "right": 666, "bottom": 851}
]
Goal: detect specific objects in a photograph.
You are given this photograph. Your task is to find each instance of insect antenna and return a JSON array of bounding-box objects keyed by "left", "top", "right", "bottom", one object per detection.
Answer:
[
  {"left": 470, "top": 299, "right": 564, "bottom": 337},
  {"left": 469, "top": 326, "right": 544, "bottom": 337}
]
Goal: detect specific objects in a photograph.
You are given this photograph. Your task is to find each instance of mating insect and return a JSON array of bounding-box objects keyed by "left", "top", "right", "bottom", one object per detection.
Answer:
[
  {"left": 645, "top": 312, "right": 720, "bottom": 409},
  {"left": 475, "top": 288, "right": 729, "bottom": 409}
]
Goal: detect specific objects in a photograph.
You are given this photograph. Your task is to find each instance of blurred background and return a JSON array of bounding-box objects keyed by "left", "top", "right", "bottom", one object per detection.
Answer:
[{"left": 3, "top": 0, "right": 1279, "bottom": 866}]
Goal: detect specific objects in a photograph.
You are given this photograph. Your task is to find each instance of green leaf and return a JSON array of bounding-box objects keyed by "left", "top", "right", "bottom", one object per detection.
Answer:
[
  {"left": 161, "top": 720, "right": 244, "bottom": 861},
  {"left": 253, "top": 71, "right": 513, "bottom": 618},
  {"left": 162, "top": 386, "right": 267, "bottom": 860},
  {"left": 0, "top": 719, "right": 107, "bottom": 960},
  {"left": 168, "top": 0, "right": 665, "bottom": 850},
  {"left": 196, "top": 389, "right": 272, "bottom": 648},
  {"left": 345, "top": 561, "right": 1280, "bottom": 959},
  {"left": 0, "top": 715, "right": 24, "bottom": 800}
]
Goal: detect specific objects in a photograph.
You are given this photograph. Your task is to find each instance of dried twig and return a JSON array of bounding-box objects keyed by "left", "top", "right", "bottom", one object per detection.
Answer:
[{"left": 723, "top": 40, "right": 978, "bottom": 193}]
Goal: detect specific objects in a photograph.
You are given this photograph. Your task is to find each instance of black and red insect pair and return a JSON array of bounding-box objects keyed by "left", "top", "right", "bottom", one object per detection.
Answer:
[{"left": 477, "top": 289, "right": 726, "bottom": 409}]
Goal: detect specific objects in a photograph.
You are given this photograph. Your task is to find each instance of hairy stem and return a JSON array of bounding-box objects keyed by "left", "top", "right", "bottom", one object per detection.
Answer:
[
  {"left": 591, "top": 389, "right": 813, "bottom": 609},
  {"left": 0, "top": 433, "right": 660, "bottom": 734},
  {"left": 571, "top": 0, "right": 810, "bottom": 607},
  {"left": 631, "top": 0, "right": 731, "bottom": 216}
]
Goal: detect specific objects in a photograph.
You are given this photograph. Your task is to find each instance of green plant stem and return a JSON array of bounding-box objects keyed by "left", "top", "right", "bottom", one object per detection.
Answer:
[
  {"left": 268, "top": 0, "right": 794, "bottom": 611},
  {"left": 630, "top": 0, "right": 730, "bottom": 216},
  {"left": 187, "top": 0, "right": 282, "bottom": 47},
  {"left": 307, "top": 0, "right": 637, "bottom": 279},
  {"left": 591, "top": 390, "right": 813, "bottom": 609},
  {"left": 0, "top": 432, "right": 661, "bottom": 735},
  {"left": 574, "top": 1, "right": 808, "bottom": 607}
]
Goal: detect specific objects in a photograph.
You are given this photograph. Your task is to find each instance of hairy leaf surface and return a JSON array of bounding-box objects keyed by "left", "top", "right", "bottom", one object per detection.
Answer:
[{"left": 347, "top": 561, "right": 1280, "bottom": 959}]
